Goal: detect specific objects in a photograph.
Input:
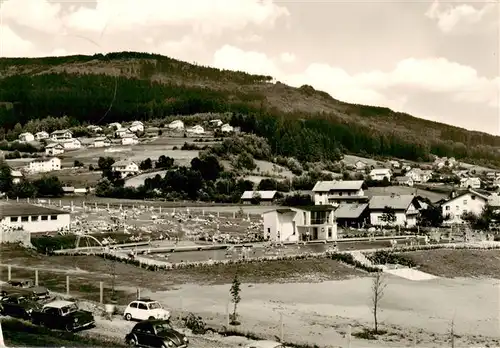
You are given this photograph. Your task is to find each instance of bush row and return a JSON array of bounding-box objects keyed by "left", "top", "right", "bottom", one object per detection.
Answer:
[{"left": 366, "top": 250, "right": 417, "bottom": 267}]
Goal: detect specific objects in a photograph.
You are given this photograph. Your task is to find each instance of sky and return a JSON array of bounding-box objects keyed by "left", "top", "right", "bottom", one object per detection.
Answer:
[{"left": 0, "top": 0, "right": 499, "bottom": 135}]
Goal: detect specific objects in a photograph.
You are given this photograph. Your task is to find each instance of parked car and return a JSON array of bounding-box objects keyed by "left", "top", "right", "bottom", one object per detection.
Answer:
[
  {"left": 125, "top": 320, "right": 188, "bottom": 347},
  {"left": 244, "top": 341, "right": 289, "bottom": 348},
  {"left": 31, "top": 300, "right": 95, "bottom": 332},
  {"left": 0, "top": 293, "right": 42, "bottom": 319},
  {"left": 124, "top": 298, "right": 171, "bottom": 321},
  {"left": 7, "top": 279, "right": 50, "bottom": 300}
]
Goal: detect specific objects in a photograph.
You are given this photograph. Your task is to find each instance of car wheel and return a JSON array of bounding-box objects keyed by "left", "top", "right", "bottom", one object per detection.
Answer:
[
  {"left": 148, "top": 316, "right": 154, "bottom": 320},
  {"left": 65, "top": 324, "right": 73, "bottom": 332},
  {"left": 127, "top": 336, "right": 138, "bottom": 346},
  {"left": 125, "top": 313, "right": 132, "bottom": 321}
]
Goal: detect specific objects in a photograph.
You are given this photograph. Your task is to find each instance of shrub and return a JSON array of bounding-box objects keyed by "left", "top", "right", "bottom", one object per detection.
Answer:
[
  {"left": 367, "top": 250, "right": 416, "bottom": 267},
  {"left": 328, "top": 252, "right": 380, "bottom": 273},
  {"left": 182, "top": 313, "right": 206, "bottom": 334}
]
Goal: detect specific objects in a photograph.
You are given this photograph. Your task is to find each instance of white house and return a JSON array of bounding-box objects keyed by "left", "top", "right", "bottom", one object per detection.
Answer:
[
  {"left": 108, "top": 122, "right": 122, "bottom": 130},
  {"left": 45, "top": 143, "right": 65, "bottom": 156},
  {"left": 121, "top": 134, "right": 139, "bottom": 146},
  {"left": 241, "top": 191, "right": 278, "bottom": 205},
  {"left": 441, "top": 190, "right": 488, "bottom": 224},
  {"left": 18, "top": 132, "right": 35, "bottom": 143},
  {"left": 26, "top": 157, "right": 61, "bottom": 174},
  {"left": 187, "top": 125, "right": 205, "bottom": 134},
  {"left": 50, "top": 130, "right": 72, "bottom": 141},
  {"left": 116, "top": 128, "right": 134, "bottom": 138},
  {"left": 10, "top": 170, "right": 23, "bottom": 184},
  {"left": 395, "top": 176, "right": 413, "bottom": 187},
  {"left": 406, "top": 168, "right": 432, "bottom": 183},
  {"left": 168, "top": 120, "right": 184, "bottom": 130},
  {"left": 354, "top": 160, "right": 367, "bottom": 170},
  {"left": 312, "top": 180, "right": 367, "bottom": 206},
  {"left": 87, "top": 125, "right": 103, "bottom": 133},
  {"left": 0, "top": 202, "right": 71, "bottom": 233},
  {"left": 220, "top": 124, "right": 234, "bottom": 133},
  {"left": 460, "top": 177, "right": 481, "bottom": 189},
  {"left": 129, "top": 121, "right": 144, "bottom": 133},
  {"left": 111, "top": 160, "right": 139, "bottom": 178},
  {"left": 368, "top": 194, "right": 421, "bottom": 227},
  {"left": 262, "top": 205, "right": 337, "bottom": 243},
  {"left": 93, "top": 136, "right": 112, "bottom": 148},
  {"left": 35, "top": 131, "right": 49, "bottom": 141},
  {"left": 58, "top": 138, "right": 81, "bottom": 150},
  {"left": 388, "top": 160, "right": 401, "bottom": 169},
  {"left": 209, "top": 119, "right": 223, "bottom": 127},
  {"left": 369, "top": 168, "right": 392, "bottom": 181}
]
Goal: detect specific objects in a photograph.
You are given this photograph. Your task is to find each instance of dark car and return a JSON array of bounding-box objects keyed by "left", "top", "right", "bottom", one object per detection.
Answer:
[
  {"left": 31, "top": 300, "right": 95, "bottom": 332},
  {"left": 125, "top": 320, "right": 189, "bottom": 348},
  {"left": 0, "top": 293, "right": 42, "bottom": 319},
  {"left": 7, "top": 279, "right": 50, "bottom": 300}
]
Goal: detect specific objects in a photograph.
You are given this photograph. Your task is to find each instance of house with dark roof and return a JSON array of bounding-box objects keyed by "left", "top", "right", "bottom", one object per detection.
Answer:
[
  {"left": 312, "top": 180, "right": 368, "bottom": 206},
  {"left": 335, "top": 203, "right": 370, "bottom": 228},
  {"left": 368, "top": 194, "right": 421, "bottom": 227},
  {"left": 0, "top": 202, "right": 70, "bottom": 233},
  {"left": 262, "top": 205, "right": 337, "bottom": 242}
]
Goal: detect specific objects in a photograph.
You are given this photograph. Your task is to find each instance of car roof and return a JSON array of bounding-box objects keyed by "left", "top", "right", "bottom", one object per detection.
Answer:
[
  {"left": 44, "top": 300, "right": 75, "bottom": 309},
  {"left": 134, "top": 298, "right": 157, "bottom": 302}
]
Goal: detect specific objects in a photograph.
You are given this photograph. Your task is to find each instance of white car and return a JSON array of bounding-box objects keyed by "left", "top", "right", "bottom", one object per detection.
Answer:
[
  {"left": 245, "top": 340, "right": 288, "bottom": 348},
  {"left": 123, "top": 298, "right": 171, "bottom": 321}
]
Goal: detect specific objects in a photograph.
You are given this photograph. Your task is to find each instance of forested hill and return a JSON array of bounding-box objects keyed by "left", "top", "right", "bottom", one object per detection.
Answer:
[{"left": 0, "top": 51, "right": 499, "bottom": 166}]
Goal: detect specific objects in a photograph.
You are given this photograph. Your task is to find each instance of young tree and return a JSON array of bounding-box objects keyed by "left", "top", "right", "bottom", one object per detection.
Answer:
[
  {"left": 229, "top": 274, "right": 241, "bottom": 324},
  {"left": 380, "top": 206, "right": 396, "bottom": 225},
  {"left": 371, "top": 272, "right": 386, "bottom": 334}
]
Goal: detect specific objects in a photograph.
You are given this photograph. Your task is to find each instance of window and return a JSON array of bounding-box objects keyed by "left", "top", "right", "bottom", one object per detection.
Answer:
[
  {"left": 31, "top": 216, "right": 39, "bottom": 222},
  {"left": 463, "top": 200, "right": 467, "bottom": 205},
  {"left": 21, "top": 216, "right": 29, "bottom": 222},
  {"left": 378, "top": 216, "right": 384, "bottom": 221},
  {"left": 267, "top": 228, "right": 270, "bottom": 234},
  {"left": 138, "top": 303, "right": 147, "bottom": 310},
  {"left": 41, "top": 216, "right": 48, "bottom": 221},
  {"left": 455, "top": 206, "right": 459, "bottom": 211},
  {"left": 328, "top": 228, "right": 332, "bottom": 238},
  {"left": 129, "top": 302, "right": 138, "bottom": 308},
  {"left": 50, "top": 215, "right": 57, "bottom": 220},
  {"left": 446, "top": 206, "right": 450, "bottom": 211},
  {"left": 10, "top": 217, "right": 18, "bottom": 222},
  {"left": 471, "top": 195, "right": 476, "bottom": 200}
]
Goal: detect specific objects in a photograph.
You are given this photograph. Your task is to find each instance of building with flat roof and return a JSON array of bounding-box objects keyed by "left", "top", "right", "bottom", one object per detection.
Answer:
[{"left": 0, "top": 202, "right": 70, "bottom": 233}]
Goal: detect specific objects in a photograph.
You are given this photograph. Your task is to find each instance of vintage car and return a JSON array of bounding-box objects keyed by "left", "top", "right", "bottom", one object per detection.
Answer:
[
  {"left": 7, "top": 279, "right": 50, "bottom": 300},
  {"left": 125, "top": 320, "right": 188, "bottom": 348},
  {"left": 123, "top": 298, "right": 171, "bottom": 321},
  {"left": 0, "top": 293, "right": 42, "bottom": 320},
  {"left": 31, "top": 300, "right": 95, "bottom": 332}
]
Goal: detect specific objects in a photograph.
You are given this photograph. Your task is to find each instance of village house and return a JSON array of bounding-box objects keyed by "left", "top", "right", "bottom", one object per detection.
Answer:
[
  {"left": 87, "top": 125, "right": 103, "bottom": 133},
  {"left": 115, "top": 128, "right": 134, "bottom": 138},
  {"left": 209, "top": 119, "right": 223, "bottom": 127},
  {"left": 10, "top": 170, "right": 23, "bottom": 184},
  {"left": 26, "top": 157, "right": 61, "bottom": 174},
  {"left": 0, "top": 201, "right": 71, "bottom": 233},
  {"left": 35, "top": 131, "right": 49, "bottom": 141},
  {"left": 460, "top": 177, "right": 481, "bottom": 189},
  {"left": 18, "top": 132, "right": 35, "bottom": 143},
  {"left": 50, "top": 130, "right": 72, "bottom": 141},
  {"left": 440, "top": 190, "right": 488, "bottom": 224},
  {"left": 312, "top": 180, "right": 368, "bottom": 206},
  {"left": 121, "top": 133, "right": 139, "bottom": 146},
  {"left": 108, "top": 122, "right": 122, "bottom": 130},
  {"left": 187, "top": 125, "right": 205, "bottom": 135},
  {"left": 493, "top": 177, "right": 500, "bottom": 188},
  {"left": 368, "top": 194, "right": 421, "bottom": 227},
  {"left": 395, "top": 176, "right": 413, "bottom": 187},
  {"left": 354, "top": 160, "right": 367, "bottom": 171},
  {"left": 220, "top": 124, "right": 234, "bottom": 133},
  {"left": 262, "top": 205, "right": 337, "bottom": 243},
  {"left": 45, "top": 143, "right": 65, "bottom": 156},
  {"left": 168, "top": 120, "right": 184, "bottom": 130},
  {"left": 488, "top": 193, "right": 500, "bottom": 212},
  {"left": 388, "top": 160, "right": 400, "bottom": 168},
  {"left": 406, "top": 168, "right": 432, "bottom": 183},
  {"left": 58, "top": 138, "right": 82, "bottom": 150},
  {"left": 93, "top": 136, "right": 112, "bottom": 148},
  {"left": 241, "top": 191, "right": 278, "bottom": 205},
  {"left": 111, "top": 160, "right": 140, "bottom": 178},
  {"left": 335, "top": 203, "right": 370, "bottom": 228},
  {"left": 129, "top": 121, "right": 144, "bottom": 133},
  {"left": 369, "top": 168, "right": 392, "bottom": 181}
]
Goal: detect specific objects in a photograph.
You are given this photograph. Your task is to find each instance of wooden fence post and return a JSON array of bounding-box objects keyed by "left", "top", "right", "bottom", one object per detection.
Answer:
[
  {"left": 34, "top": 269, "right": 38, "bottom": 286},
  {"left": 7, "top": 265, "right": 11, "bottom": 281},
  {"left": 66, "top": 275, "right": 70, "bottom": 296},
  {"left": 137, "top": 288, "right": 141, "bottom": 299},
  {"left": 280, "top": 312, "right": 284, "bottom": 342},
  {"left": 99, "top": 281, "right": 104, "bottom": 304},
  {"left": 347, "top": 324, "right": 351, "bottom": 348},
  {"left": 226, "top": 301, "right": 230, "bottom": 326}
]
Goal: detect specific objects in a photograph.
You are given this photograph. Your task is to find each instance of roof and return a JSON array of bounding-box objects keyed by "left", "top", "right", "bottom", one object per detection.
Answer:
[
  {"left": 35, "top": 131, "right": 48, "bottom": 135},
  {"left": 312, "top": 180, "right": 364, "bottom": 192},
  {"left": 444, "top": 189, "right": 489, "bottom": 204},
  {"left": 10, "top": 170, "right": 22, "bottom": 177},
  {"left": 51, "top": 129, "right": 71, "bottom": 135},
  {"left": 368, "top": 195, "right": 418, "bottom": 210},
  {"left": 241, "top": 190, "right": 277, "bottom": 200},
  {"left": 62, "top": 186, "right": 75, "bottom": 192},
  {"left": 44, "top": 300, "right": 75, "bottom": 309},
  {"left": 59, "top": 138, "right": 80, "bottom": 143},
  {"left": 395, "top": 176, "right": 411, "bottom": 182},
  {"left": 112, "top": 160, "right": 137, "bottom": 167},
  {"left": 122, "top": 133, "right": 138, "bottom": 138},
  {"left": 30, "top": 157, "right": 60, "bottom": 163},
  {"left": 295, "top": 205, "right": 334, "bottom": 212},
  {"left": 488, "top": 193, "right": 500, "bottom": 207},
  {"left": 335, "top": 203, "right": 369, "bottom": 219},
  {"left": 370, "top": 168, "right": 391, "bottom": 174},
  {"left": 19, "top": 132, "right": 33, "bottom": 136},
  {"left": 0, "top": 202, "right": 69, "bottom": 218},
  {"left": 94, "top": 136, "right": 110, "bottom": 141},
  {"left": 45, "top": 143, "right": 63, "bottom": 148}
]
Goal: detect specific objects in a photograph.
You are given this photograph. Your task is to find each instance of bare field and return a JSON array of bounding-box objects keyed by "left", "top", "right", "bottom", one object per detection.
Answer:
[{"left": 27, "top": 168, "right": 102, "bottom": 187}]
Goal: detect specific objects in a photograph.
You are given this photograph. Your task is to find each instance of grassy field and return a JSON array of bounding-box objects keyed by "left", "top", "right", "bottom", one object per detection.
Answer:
[
  {"left": 27, "top": 168, "right": 102, "bottom": 187},
  {"left": 402, "top": 249, "right": 500, "bottom": 278}
]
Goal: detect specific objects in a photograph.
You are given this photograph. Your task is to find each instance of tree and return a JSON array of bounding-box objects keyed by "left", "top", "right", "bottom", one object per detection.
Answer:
[
  {"left": 74, "top": 160, "right": 84, "bottom": 167},
  {"left": 33, "top": 176, "right": 64, "bottom": 197},
  {"left": 371, "top": 272, "right": 386, "bottom": 334},
  {"left": 139, "top": 158, "right": 153, "bottom": 170},
  {"left": 230, "top": 274, "right": 241, "bottom": 325},
  {"left": 97, "top": 156, "right": 115, "bottom": 171},
  {"left": 0, "top": 160, "right": 13, "bottom": 193},
  {"left": 418, "top": 205, "right": 444, "bottom": 227},
  {"left": 250, "top": 192, "right": 262, "bottom": 205},
  {"left": 156, "top": 155, "right": 174, "bottom": 169},
  {"left": 380, "top": 206, "right": 396, "bottom": 225}
]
